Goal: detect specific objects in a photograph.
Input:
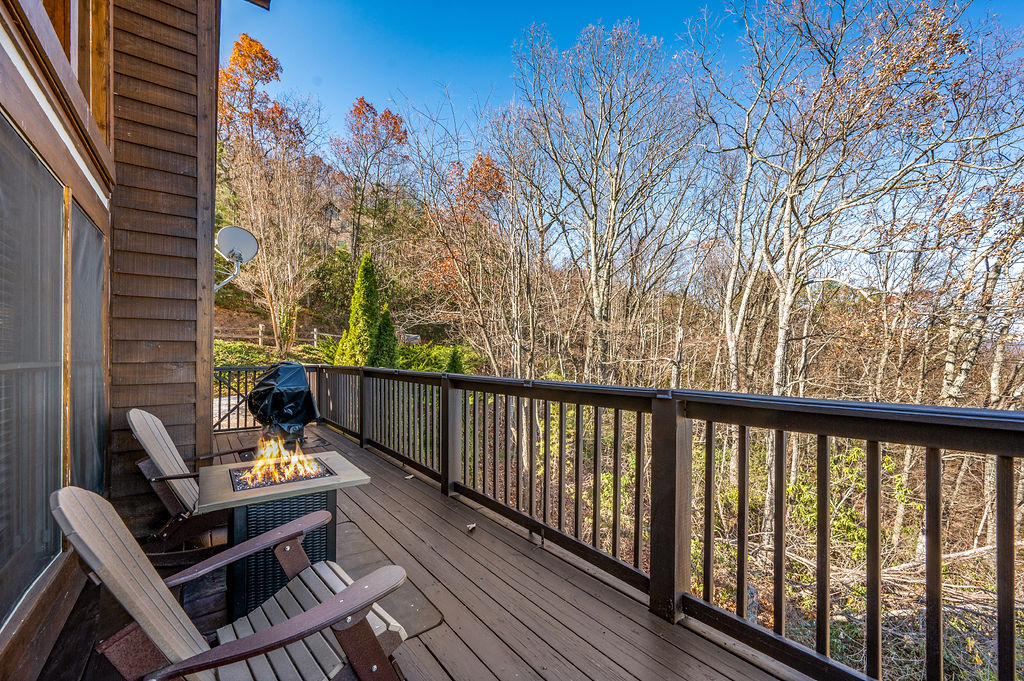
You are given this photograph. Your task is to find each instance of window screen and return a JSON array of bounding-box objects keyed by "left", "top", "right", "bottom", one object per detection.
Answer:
[
  {"left": 70, "top": 203, "right": 105, "bottom": 493},
  {"left": 0, "top": 113, "right": 64, "bottom": 624}
]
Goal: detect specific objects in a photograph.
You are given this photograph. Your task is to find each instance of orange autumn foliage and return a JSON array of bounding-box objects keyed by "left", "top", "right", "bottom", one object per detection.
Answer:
[{"left": 218, "top": 33, "right": 302, "bottom": 145}]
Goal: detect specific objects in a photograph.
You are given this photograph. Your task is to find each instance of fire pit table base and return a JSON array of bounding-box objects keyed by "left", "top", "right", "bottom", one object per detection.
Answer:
[
  {"left": 228, "top": 489, "right": 338, "bottom": 619},
  {"left": 197, "top": 450, "right": 369, "bottom": 619}
]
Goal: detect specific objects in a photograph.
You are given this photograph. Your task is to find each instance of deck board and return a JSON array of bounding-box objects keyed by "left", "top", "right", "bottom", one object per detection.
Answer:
[{"left": 158, "top": 426, "right": 793, "bottom": 681}]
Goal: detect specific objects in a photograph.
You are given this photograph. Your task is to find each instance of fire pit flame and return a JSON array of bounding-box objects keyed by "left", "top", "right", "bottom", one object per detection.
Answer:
[{"left": 231, "top": 436, "right": 335, "bottom": 491}]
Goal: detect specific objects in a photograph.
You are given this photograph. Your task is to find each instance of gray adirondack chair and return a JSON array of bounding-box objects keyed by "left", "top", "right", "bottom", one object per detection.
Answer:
[
  {"left": 51, "top": 486, "right": 408, "bottom": 681},
  {"left": 128, "top": 408, "right": 253, "bottom": 557}
]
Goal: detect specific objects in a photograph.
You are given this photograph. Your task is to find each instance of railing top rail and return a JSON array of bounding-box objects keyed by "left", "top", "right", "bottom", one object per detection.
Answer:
[
  {"left": 214, "top": 365, "right": 274, "bottom": 371},
  {"left": 673, "top": 388, "right": 1024, "bottom": 455},
  {"left": 673, "top": 388, "right": 1024, "bottom": 428},
  {"left": 321, "top": 365, "right": 659, "bottom": 394},
  {"left": 299, "top": 364, "right": 1024, "bottom": 454}
]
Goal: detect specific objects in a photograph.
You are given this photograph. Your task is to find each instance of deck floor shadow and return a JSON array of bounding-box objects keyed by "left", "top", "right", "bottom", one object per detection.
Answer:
[{"left": 207, "top": 425, "right": 797, "bottom": 681}]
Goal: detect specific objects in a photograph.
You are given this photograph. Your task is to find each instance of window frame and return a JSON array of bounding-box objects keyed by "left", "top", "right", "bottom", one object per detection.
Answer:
[{"left": 0, "top": 0, "right": 113, "bottom": 674}]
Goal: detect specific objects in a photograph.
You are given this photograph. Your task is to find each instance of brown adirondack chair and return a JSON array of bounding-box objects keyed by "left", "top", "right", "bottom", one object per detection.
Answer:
[
  {"left": 51, "top": 486, "right": 409, "bottom": 681},
  {"left": 128, "top": 408, "right": 253, "bottom": 557}
]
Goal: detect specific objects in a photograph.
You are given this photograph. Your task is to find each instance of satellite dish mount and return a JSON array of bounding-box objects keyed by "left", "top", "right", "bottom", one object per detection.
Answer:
[{"left": 214, "top": 226, "right": 259, "bottom": 292}]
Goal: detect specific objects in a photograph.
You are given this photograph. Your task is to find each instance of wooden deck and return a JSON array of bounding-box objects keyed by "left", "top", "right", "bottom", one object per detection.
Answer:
[{"left": 210, "top": 424, "right": 793, "bottom": 681}]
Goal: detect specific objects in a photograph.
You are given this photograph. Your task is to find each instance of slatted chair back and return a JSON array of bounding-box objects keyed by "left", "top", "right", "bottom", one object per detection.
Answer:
[
  {"left": 50, "top": 487, "right": 215, "bottom": 681},
  {"left": 128, "top": 408, "right": 200, "bottom": 513}
]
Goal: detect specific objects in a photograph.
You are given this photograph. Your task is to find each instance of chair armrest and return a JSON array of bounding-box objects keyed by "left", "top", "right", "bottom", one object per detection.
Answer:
[
  {"left": 146, "top": 565, "right": 406, "bottom": 680},
  {"left": 147, "top": 472, "right": 199, "bottom": 483},
  {"left": 181, "top": 452, "right": 235, "bottom": 462},
  {"left": 164, "top": 510, "right": 332, "bottom": 587},
  {"left": 182, "top": 447, "right": 256, "bottom": 462}
]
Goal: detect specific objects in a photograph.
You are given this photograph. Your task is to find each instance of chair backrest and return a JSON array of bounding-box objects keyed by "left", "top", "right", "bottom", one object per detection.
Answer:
[
  {"left": 50, "top": 487, "right": 214, "bottom": 681},
  {"left": 128, "top": 408, "right": 199, "bottom": 513}
]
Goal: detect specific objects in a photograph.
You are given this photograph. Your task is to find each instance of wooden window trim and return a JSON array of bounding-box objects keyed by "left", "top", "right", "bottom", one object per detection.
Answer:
[
  {"left": 0, "top": 0, "right": 114, "bottom": 189},
  {"left": 0, "top": 2, "right": 110, "bottom": 228},
  {"left": 0, "top": 553, "right": 86, "bottom": 681}
]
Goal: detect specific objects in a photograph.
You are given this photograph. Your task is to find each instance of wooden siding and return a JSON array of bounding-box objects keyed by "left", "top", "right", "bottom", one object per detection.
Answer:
[{"left": 109, "top": 0, "right": 214, "bottom": 534}]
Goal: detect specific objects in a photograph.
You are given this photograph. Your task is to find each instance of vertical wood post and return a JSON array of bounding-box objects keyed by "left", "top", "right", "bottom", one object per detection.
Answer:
[
  {"left": 865, "top": 440, "right": 881, "bottom": 678},
  {"left": 924, "top": 447, "right": 943, "bottom": 681},
  {"left": 358, "top": 368, "right": 370, "bottom": 448},
  {"left": 258, "top": 323, "right": 264, "bottom": 347},
  {"left": 649, "top": 392, "right": 691, "bottom": 622},
  {"left": 313, "top": 327, "right": 319, "bottom": 346},
  {"left": 996, "top": 455, "right": 1015, "bottom": 681},
  {"left": 440, "top": 375, "right": 461, "bottom": 496}
]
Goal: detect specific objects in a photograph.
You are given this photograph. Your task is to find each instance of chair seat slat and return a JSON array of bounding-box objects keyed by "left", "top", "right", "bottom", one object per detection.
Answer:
[
  {"left": 286, "top": 572, "right": 346, "bottom": 660},
  {"left": 274, "top": 583, "right": 345, "bottom": 677},
  {"left": 229, "top": 617, "right": 276, "bottom": 681},
  {"left": 260, "top": 591, "right": 331, "bottom": 680},
  {"left": 244, "top": 604, "right": 303, "bottom": 680},
  {"left": 213, "top": 625, "right": 254, "bottom": 681}
]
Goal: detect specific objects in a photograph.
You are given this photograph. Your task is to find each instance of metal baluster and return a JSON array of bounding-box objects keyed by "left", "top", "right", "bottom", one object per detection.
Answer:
[
  {"left": 433, "top": 385, "right": 439, "bottom": 470},
  {"left": 575, "top": 403, "right": 583, "bottom": 539},
  {"left": 468, "top": 391, "right": 477, "bottom": 485},
  {"left": 816, "top": 434, "right": 831, "bottom": 656},
  {"left": 634, "top": 411, "right": 646, "bottom": 571},
  {"left": 463, "top": 389, "right": 469, "bottom": 484},
  {"left": 529, "top": 397, "right": 537, "bottom": 517},
  {"left": 866, "top": 440, "right": 881, "bottom": 678},
  {"left": 703, "top": 421, "right": 715, "bottom": 602},
  {"left": 559, "top": 402, "right": 567, "bottom": 533},
  {"left": 493, "top": 393, "right": 499, "bottom": 498},
  {"left": 514, "top": 395, "right": 521, "bottom": 509},
  {"left": 504, "top": 394, "right": 511, "bottom": 505},
  {"left": 543, "top": 400, "right": 550, "bottom": 523},
  {"left": 612, "top": 408, "right": 622, "bottom": 559},
  {"left": 398, "top": 380, "right": 404, "bottom": 454},
  {"left": 414, "top": 383, "right": 420, "bottom": 463},
  {"left": 216, "top": 369, "right": 222, "bottom": 430},
  {"left": 404, "top": 381, "right": 411, "bottom": 456},
  {"left": 483, "top": 393, "right": 490, "bottom": 495},
  {"left": 593, "top": 406, "right": 603, "bottom": 549}
]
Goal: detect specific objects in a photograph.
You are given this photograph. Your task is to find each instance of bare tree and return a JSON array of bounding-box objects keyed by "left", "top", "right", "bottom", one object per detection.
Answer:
[
  {"left": 512, "top": 21, "right": 706, "bottom": 382},
  {"left": 218, "top": 36, "right": 336, "bottom": 353}
]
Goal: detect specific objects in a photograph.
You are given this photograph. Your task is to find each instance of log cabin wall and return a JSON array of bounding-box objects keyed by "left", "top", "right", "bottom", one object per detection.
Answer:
[{"left": 108, "top": 0, "right": 216, "bottom": 535}]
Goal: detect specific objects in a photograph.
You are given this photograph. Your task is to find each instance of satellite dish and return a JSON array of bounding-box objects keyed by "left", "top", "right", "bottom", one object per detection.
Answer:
[
  {"left": 214, "top": 226, "right": 259, "bottom": 291},
  {"left": 216, "top": 225, "right": 259, "bottom": 264}
]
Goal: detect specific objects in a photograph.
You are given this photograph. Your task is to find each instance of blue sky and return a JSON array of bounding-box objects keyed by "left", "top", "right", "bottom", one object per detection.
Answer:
[{"left": 220, "top": 0, "right": 1024, "bottom": 132}]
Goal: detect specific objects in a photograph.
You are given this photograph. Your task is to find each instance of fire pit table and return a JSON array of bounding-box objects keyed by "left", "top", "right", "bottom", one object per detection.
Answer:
[{"left": 197, "top": 450, "right": 369, "bottom": 618}]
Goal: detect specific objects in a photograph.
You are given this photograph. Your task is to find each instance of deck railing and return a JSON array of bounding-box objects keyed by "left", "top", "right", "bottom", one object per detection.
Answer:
[
  {"left": 213, "top": 365, "right": 319, "bottom": 431},
  {"left": 226, "top": 364, "right": 1022, "bottom": 681}
]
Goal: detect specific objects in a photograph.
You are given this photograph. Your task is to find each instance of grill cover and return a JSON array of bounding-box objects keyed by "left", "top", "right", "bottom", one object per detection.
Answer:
[{"left": 246, "top": 362, "right": 319, "bottom": 438}]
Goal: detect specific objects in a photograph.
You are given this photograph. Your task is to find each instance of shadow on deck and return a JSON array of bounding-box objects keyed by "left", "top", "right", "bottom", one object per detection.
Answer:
[{"left": 211, "top": 424, "right": 799, "bottom": 681}]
